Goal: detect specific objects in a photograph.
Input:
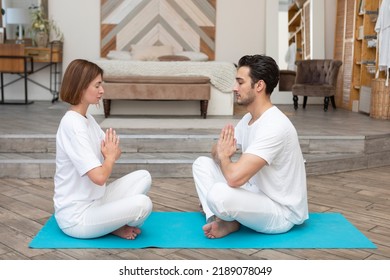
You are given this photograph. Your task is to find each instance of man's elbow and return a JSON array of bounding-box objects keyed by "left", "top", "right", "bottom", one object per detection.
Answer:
[{"left": 225, "top": 175, "right": 246, "bottom": 188}]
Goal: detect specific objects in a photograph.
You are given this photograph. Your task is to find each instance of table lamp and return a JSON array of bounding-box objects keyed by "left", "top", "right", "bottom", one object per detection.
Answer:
[{"left": 6, "top": 8, "right": 31, "bottom": 44}]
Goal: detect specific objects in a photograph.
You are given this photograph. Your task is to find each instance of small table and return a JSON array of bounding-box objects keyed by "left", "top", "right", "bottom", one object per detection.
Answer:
[{"left": 24, "top": 41, "right": 63, "bottom": 102}]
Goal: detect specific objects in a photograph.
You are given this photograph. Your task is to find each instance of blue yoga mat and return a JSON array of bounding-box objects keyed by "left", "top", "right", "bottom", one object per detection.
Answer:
[{"left": 29, "top": 212, "right": 376, "bottom": 249}]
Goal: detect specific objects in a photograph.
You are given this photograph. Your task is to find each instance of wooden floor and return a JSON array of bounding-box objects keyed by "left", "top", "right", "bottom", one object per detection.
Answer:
[
  {"left": 0, "top": 167, "right": 389, "bottom": 260},
  {"left": 0, "top": 102, "right": 390, "bottom": 260}
]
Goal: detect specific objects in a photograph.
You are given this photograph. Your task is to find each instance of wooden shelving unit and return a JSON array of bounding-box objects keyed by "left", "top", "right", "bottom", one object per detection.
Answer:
[
  {"left": 288, "top": 3, "right": 301, "bottom": 61},
  {"left": 288, "top": 0, "right": 311, "bottom": 61},
  {"left": 334, "top": 0, "right": 381, "bottom": 111}
]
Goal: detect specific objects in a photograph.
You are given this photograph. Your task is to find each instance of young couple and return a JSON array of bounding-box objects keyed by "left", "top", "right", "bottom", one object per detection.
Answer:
[{"left": 53, "top": 55, "right": 308, "bottom": 240}]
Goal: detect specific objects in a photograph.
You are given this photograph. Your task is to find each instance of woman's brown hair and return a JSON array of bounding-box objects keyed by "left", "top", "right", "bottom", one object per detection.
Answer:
[{"left": 60, "top": 59, "right": 104, "bottom": 105}]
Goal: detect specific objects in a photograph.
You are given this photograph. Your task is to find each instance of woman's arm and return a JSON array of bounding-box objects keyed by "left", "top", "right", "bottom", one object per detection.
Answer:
[{"left": 87, "top": 128, "right": 121, "bottom": 186}]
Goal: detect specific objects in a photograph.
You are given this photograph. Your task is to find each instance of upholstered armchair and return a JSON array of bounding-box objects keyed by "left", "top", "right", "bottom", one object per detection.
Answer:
[
  {"left": 292, "top": 59, "right": 342, "bottom": 111},
  {"left": 279, "top": 70, "right": 296, "bottom": 91}
]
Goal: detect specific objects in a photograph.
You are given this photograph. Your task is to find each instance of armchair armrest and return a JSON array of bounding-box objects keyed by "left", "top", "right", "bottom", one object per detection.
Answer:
[{"left": 327, "top": 60, "right": 342, "bottom": 87}]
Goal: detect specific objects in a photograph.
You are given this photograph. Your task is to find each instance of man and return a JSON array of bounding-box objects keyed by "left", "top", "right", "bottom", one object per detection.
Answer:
[{"left": 192, "top": 55, "right": 308, "bottom": 239}]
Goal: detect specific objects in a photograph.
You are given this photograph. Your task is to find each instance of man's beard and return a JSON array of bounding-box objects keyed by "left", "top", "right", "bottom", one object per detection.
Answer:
[{"left": 236, "top": 92, "right": 255, "bottom": 106}]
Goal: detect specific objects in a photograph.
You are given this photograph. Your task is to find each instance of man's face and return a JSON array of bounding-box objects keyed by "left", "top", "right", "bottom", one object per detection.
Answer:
[{"left": 233, "top": 66, "right": 256, "bottom": 106}]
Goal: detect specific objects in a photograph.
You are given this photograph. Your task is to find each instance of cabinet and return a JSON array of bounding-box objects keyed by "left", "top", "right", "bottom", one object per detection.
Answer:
[
  {"left": 334, "top": 0, "right": 381, "bottom": 111},
  {"left": 25, "top": 45, "right": 62, "bottom": 63},
  {"left": 288, "top": 0, "right": 311, "bottom": 61}
]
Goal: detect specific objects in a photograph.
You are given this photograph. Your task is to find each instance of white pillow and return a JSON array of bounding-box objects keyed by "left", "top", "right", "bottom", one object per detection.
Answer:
[
  {"left": 174, "top": 51, "right": 209, "bottom": 61},
  {"left": 131, "top": 45, "right": 174, "bottom": 61},
  {"left": 106, "top": 50, "right": 132, "bottom": 60}
]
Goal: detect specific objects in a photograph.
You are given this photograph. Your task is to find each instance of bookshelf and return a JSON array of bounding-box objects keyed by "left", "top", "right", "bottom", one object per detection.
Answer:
[
  {"left": 334, "top": 0, "right": 381, "bottom": 111},
  {"left": 287, "top": 0, "right": 311, "bottom": 62}
]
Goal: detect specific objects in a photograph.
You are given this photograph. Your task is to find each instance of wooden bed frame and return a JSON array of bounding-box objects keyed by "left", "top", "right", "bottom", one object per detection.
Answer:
[{"left": 102, "top": 75, "right": 211, "bottom": 118}]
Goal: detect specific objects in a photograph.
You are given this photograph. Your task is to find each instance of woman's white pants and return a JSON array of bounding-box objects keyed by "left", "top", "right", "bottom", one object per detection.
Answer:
[
  {"left": 62, "top": 170, "right": 153, "bottom": 239},
  {"left": 192, "top": 156, "right": 293, "bottom": 234}
]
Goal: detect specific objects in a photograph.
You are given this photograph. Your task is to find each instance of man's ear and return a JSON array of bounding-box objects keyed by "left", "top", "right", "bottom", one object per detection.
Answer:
[{"left": 256, "top": 80, "right": 265, "bottom": 93}]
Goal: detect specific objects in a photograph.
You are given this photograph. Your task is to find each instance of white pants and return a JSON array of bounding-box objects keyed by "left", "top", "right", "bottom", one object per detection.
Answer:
[
  {"left": 192, "top": 156, "right": 294, "bottom": 234},
  {"left": 62, "top": 170, "right": 153, "bottom": 239}
]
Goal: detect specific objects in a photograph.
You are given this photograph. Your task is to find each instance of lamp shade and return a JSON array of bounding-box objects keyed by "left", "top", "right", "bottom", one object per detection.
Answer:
[{"left": 6, "top": 8, "right": 31, "bottom": 25}]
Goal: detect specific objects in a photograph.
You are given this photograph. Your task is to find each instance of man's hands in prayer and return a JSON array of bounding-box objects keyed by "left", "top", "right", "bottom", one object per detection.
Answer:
[{"left": 215, "top": 124, "right": 237, "bottom": 163}]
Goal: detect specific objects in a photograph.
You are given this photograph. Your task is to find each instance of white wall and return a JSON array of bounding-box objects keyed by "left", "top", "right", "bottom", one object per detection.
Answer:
[
  {"left": 310, "top": 0, "right": 325, "bottom": 59},
  {"left": 215, "top": 0, "right": 265, "bottom": 63},
  {"left": 4, "top": 0, "right": 337, "bottom": 111},
  {"left": 50, "top": 0, "right": 101, "bottom": 68},
  {"left": 325, "top": 0, "right": 337, "bottom": 60},
  {"left": 278, "top": 9, "right": 289, "bottom": 71},
  {"left": 266, "top": 0, "right": 286, "bottom": 104}
]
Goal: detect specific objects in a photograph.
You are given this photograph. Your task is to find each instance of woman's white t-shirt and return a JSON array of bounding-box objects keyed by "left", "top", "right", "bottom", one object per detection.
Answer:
[
  {"left": 235, "top": 106, "right": 308, "bottom": 224},
  {"left": 54, "top": 111, "right": 106, "bottom": 229}
]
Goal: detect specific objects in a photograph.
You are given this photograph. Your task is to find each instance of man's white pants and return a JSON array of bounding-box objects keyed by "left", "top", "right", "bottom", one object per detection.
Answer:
[
  {"left": 62, "top": 170, "right": 153, "bottom": 239},
  {"left": 192, "top": 156, "right": 294, "bottom": 234}
]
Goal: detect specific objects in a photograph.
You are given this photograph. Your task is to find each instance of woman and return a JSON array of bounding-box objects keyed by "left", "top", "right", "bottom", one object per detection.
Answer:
[{"left": 54, "top": 59, "right": 152, "bottom": 239}]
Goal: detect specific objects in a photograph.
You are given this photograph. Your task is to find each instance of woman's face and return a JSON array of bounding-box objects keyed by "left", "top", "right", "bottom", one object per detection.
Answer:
[{"left": 82, "top": 74, "right": 104, "bottom": 105}]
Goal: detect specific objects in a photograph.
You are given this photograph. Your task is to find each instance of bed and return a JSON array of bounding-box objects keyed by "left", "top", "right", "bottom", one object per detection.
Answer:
[{"left": 94, "top": 46, "right": 237, "bottom": 118}]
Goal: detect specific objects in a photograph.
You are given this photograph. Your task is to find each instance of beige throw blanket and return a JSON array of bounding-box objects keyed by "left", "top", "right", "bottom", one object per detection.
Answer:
[{"left": 94, "top": 60, "right": 236, "bottom": 93}]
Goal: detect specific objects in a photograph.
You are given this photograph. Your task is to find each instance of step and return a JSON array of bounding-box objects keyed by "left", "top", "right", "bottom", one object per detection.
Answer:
[
  {"left": 0, "top": 134, "right": 218, "bottom": 153},
  {"left": 0, "top": 152, "right": 199, "bottom": 179},
  {"left": 0, "top": 134, "right": 368, "bottom": 154},
  {"left": 1, "top": 133, "right": 390, "bottom": 178},
  {"left": 1, "top": 151, "right": 389, "bottom": 179}
]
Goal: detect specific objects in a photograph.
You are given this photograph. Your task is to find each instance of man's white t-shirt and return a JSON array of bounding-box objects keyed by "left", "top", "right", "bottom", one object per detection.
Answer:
[
  {"left": 235, "top": 106, "right": 308, "bottom": 225},
  {"left": 54, "top": 111, "right": 106, "bottom": 229}
]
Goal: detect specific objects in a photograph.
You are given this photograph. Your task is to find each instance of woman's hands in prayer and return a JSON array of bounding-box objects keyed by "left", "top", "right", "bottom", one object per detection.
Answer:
[{"left": 101, "top": 128, "right": 121, "bottom": 161}]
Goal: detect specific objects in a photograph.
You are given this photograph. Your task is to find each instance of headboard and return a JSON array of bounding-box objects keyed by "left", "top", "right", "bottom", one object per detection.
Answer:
[{"left": 100, "top": 0, "right": 217, "bottom": 60}]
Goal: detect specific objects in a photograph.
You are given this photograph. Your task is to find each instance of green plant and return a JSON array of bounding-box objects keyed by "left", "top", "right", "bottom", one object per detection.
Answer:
[
  {"left": 31, "top": 7, "right": 49, "bottom": 32},
  {"left": 29, "top": 5, "right": 63, "bottom": 41}
]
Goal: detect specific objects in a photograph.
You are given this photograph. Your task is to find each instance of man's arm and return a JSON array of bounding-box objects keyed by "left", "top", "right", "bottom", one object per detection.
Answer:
[
  {"left": 219, "top": 153, "right": 267, "bottom": 188},
  {"left": 215, "top": 124, "right": 266, "bottom": 188}
]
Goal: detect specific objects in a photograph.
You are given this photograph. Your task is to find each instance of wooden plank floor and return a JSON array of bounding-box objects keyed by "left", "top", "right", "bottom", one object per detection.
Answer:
[
  {"left": 1, "top": 165, "right": 389, "bottom": 260},
  {"left": 1, "top": 101, "right": 390, "bottom": 260}
]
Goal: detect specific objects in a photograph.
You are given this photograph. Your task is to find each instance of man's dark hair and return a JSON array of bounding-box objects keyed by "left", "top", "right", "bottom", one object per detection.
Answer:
[{"left": 237, "top": 55, "right": 280, "bottom": 95}]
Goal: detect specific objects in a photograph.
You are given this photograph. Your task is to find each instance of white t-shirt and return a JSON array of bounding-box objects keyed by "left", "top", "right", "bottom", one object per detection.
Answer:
[
  {"left": 235, "top": 106, "right": 308, "bottom": 224},
  {"left": 54, "top": 111, "right": 106, "bottom": 229}
]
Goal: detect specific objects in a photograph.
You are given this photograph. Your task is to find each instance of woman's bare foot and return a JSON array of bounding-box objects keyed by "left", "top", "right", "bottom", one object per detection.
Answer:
[
  {"left": 202, "top": 217, "right": 240, "bottom": 238},
  {"left": 112, "top": 225, "right": 141, "bottom": 240}
]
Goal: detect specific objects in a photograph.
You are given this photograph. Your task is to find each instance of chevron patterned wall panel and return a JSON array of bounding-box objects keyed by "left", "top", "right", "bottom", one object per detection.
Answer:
[{"left": 100, "top": 0, "right": 216, "bottom": 60}]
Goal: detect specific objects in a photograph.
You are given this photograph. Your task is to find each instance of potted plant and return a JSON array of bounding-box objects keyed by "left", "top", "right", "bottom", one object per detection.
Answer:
[{"left": 29, "top": 5, "right": 63, "bottom": 47}]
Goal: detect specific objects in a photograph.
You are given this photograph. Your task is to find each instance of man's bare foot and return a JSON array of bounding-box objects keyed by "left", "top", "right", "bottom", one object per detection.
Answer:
[
  {"left": 112, "top": 225, "right": 141, "bottom": 240},
  {"left": 202, "top": 217, "right": 240, "bottom": 238}
]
